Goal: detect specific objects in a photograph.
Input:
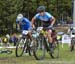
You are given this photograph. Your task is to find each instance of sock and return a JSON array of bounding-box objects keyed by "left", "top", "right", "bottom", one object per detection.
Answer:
[{"left": 49, "top": 43, "right": 53, "bottom": 48}]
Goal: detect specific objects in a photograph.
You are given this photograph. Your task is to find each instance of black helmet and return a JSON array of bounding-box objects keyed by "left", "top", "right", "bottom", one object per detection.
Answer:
[{"left": 37, "top": 6, "right": 45, "bottom": 12}]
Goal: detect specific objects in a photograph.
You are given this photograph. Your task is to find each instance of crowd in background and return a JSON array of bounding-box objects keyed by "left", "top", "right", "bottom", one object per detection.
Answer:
[{"left": 0, "top": 33, "right": 18, "bottom": 47}]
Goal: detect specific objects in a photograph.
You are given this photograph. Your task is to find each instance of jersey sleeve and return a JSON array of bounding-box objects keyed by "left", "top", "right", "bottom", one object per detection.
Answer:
[
  {"left": 24, "top": 18, "right": 31, "bottom": 26},
  {"left": 24, "top": 18, "right": 30, "bottom": 23},
  {"left": 34, "top": 13, "right": 39, "bottom": 19},
  {"left": 46, "top": 12, "right": 53, "bottom": 19}
]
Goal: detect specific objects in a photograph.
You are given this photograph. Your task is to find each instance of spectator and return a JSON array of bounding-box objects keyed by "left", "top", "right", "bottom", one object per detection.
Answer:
[
  {"left": 11, "top": 33, "right": 18, "bottom": 46},
  {"left": 2, "top": 36, "right": 8, "bottom": 46},
  {"left": 66, "top": 17, "right": 73, "bottom": 24}
]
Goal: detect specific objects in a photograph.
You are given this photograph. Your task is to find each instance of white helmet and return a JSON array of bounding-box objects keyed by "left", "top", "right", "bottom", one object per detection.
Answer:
[{"left": 17, "top": 14, "right": 23, "bottom": 21}]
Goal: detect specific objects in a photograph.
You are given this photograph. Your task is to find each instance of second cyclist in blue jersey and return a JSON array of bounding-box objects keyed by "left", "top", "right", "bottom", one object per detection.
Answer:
[{"left": 16, "top": 14, "right": 33, "bottom": 47}]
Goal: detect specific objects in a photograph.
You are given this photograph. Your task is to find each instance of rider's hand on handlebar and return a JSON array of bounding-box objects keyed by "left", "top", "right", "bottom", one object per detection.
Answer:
[
  {"left": 17, "top": 27, "right": 20, "bottom": 31},
  {"left": 32, "top": 24, "right": 35, "bottom": 29},
  {"left": 48, "top": 25, "right": 53, "bottom": 29}
]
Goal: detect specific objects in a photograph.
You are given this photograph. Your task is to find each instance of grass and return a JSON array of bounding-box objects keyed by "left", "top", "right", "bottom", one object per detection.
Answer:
[
  {"left": 0, "top": 26, "right": 74, "bottom": 64},
  {"left": 0, "top": 44, "right": 75, "bottom": 64}
]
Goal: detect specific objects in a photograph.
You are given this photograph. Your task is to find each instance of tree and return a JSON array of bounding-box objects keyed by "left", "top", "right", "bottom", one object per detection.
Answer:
[
  {"left": 0, "top": 0, "right": 23, "bottom": 34},
  {"left": 0, "top": 0, "right": 72, "bottom": 34}
]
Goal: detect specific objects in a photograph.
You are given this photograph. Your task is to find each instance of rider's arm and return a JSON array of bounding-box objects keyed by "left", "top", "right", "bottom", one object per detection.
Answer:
[
  {"left": 31, "top": 14, "right": 39, "bottom": 28},
  {"left": 31, "top": 17, "right": 36, "bottom": 28},
  {"left": 16, "top": 20, "right": 20, "bottom": 30},
  {"left": 17, "top": 23, "right": 20, "bottom": 30},
  {"left": 46, "top": 12, "right": 56, "bottom": 26},
  {"left": 50, "top": 17, "right": 56, "bottom": 26}
]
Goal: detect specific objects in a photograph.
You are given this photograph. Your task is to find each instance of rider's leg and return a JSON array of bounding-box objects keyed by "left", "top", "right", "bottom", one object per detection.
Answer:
[
  {"left": 28, "top": 31, "right": 33, "bottom": 47},
  {"left": 28, "top": 31, "right": 33, "bottom": 41},
  {"left": 47, "top": 29, "right": 54, "bottom": 53},
  {"left": 47, "top": 29, "right": 52, "bottom": 44}
]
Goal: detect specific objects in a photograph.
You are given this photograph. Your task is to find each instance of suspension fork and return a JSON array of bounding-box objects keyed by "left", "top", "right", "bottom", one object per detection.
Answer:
[{"left": 43, "top": 37, "right": 50, "bottom": 52}]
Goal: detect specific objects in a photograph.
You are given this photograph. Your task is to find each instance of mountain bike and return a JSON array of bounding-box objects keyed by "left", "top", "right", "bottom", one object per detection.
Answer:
[
  {"left": 15, "top": 30, "right": 32, "bottom": 57},
  {"left": 33, "top": 27, "right": 59, "bottom": 60}
]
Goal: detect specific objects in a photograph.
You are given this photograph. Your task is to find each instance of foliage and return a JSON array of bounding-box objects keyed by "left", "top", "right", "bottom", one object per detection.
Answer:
[
  {"left": 0, "top": 0, "right": 72, "bottom": 34},
  {"left": 0, "top": 0, "right": 23, "bottom": 34},
  {"left": 0, "top": 44, "right": 75, "bottom": 64}
]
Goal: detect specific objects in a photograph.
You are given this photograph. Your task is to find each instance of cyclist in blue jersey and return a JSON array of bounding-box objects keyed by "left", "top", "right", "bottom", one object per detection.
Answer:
[
  {"left": 16, "top": 14, "right": 33, "bottom": 46},
  {"left": 31, "top": 6, "right": 56, "bottom": 50}
]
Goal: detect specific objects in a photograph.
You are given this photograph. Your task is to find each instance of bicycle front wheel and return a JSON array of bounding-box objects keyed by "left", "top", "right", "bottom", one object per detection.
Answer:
[
  {"left": 15, "top": 38, "right": 26, "bottom": 57},
  {"left": 33, "top": 36, "right": 46, "bottom": 60}
]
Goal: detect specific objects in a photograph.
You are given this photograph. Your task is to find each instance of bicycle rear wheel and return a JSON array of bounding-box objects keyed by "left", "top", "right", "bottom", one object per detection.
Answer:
[
  {"left": 15, "top": 38, "right": 26, "bottom": 57},
  {"left": 49, "top": 41, "right": 59, "bottom": 58},
  {"left": 33, "top": 36, "right": 46, "bottom": 60}
]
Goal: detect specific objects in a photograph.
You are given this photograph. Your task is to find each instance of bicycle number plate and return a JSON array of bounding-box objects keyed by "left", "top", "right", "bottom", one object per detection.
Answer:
[
  {"left": 37, "top": 27, "right": 43, "bottom": 32},
  {"left": 22, "top": 30, "right": 29, "bottom": 35}
]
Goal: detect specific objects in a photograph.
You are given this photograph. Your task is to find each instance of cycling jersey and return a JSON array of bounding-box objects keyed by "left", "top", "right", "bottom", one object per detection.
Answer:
[
  {"left": 34, "top": 12, "right": 53, "bottom": 27},
  {"left": 16, "top": 17, "right": 31, "bottom": 30}
]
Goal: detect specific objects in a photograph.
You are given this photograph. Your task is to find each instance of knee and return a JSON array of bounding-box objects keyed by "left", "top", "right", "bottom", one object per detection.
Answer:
[{"left": 47, "top": 31, "right": 52, "bottom": 36}]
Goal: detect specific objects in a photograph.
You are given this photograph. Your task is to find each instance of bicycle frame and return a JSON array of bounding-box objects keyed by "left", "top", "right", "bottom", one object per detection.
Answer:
[{"left": 38, "top": 27, "right": 59, "bottom": 58}]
